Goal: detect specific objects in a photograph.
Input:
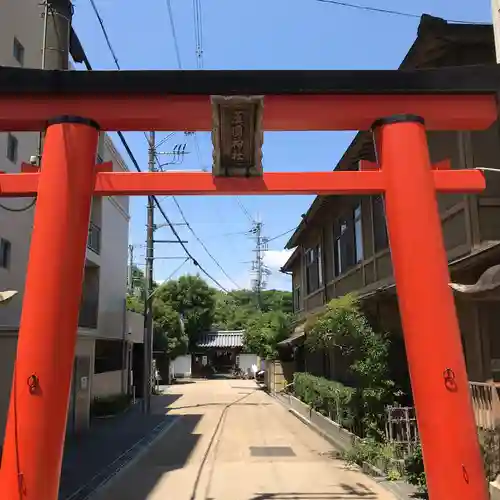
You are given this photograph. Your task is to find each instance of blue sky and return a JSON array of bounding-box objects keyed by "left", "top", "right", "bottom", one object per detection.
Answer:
[{"left": 72, "top": 0, "right": 491, "bottom": 291}]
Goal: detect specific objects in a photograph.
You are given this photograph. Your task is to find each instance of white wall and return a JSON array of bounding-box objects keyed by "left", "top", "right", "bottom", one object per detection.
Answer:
[
  {"left": 126, "top": 310, "right": 144, "bottom": 344},
  {"left": 95, "top": 136, "right": 130, "bottom": 340},
  {"left": 171, "top": 355, "right": 192, "bottom": 378},
  {"left": 238, "top": 354, "right": 259, "bottom": 376}
]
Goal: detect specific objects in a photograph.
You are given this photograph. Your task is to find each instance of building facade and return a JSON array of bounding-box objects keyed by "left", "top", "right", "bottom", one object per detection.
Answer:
[
  {"left": 0, "top": 0, "right": 142, "bottom": 440},
  {"left": 281, "top": 16, "right": 500, "bottom": 393}
]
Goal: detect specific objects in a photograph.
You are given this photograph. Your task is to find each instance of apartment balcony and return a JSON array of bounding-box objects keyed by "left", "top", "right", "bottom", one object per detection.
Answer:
[
  {"left": 79, "top": 295, "right": 99, "bottom": 329},
  {"left": 87, "top": 222, "right": 101, "bottom": 255}
]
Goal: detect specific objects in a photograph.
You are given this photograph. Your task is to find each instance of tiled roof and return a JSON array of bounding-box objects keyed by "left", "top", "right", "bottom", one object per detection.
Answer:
[{"left": 196, "top": 330, "right": 245, "bottom": 348}]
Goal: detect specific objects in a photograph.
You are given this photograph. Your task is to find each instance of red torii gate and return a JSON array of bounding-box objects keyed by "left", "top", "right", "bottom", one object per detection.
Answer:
[{"left": 0, "top": 66, "right": 498, "bottom": 500}]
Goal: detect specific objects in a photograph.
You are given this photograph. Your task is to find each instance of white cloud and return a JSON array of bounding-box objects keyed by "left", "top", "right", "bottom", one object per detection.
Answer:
[{"left": 263, "top": 249, "right": 294, "bottom": 271}]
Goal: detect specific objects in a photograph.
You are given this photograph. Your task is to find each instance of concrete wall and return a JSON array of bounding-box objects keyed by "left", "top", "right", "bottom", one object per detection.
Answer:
[
  {"left": 238, "top": 353, "right": 259, "bottom": 376},
  {"left": 0, "top": 333, "right": 18, "bottom": 443},
  {"left": 94, "top": 138, "right": 130, "bottom": 341},
  {"left": 126, "top": 310, "right": 144, "bottom": 344},
  {"left": 171, "top": 355, "right": 192, "bottom": 378},
  {"left": 92, "top": 370, "right": 124, "bottom": 398}
]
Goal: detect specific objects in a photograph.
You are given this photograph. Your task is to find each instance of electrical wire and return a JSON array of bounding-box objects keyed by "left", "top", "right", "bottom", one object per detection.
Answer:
[
  {"left": 313, "top": 0, "right": 485, "bottom": 24},
  {"left": 162, "top": 257, "right": 190, "bottom": 282},
  {"left": 85, "top": 1, "right": 231, "bottom": 293},
  {"left": 171, "top": 197, "right": 242, "bottom": 289},
  {"left": 192, "top": 0, "right": 204, "bottom": 69},
  {"left": 267, "top": 227, "right": 296, "bottom": 243},
  {"left": 88, "top": 0, "right": 120, "bottom": 67},
  {"left": 165, "top": 0, "right": 183, "bottom": 69},
  {"left": 161, "top": 0, "right": 244, "bottom": 289}
]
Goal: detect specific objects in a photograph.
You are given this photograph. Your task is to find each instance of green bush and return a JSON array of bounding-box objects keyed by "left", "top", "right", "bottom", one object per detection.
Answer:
[
  {"left": 479, "top": 427, "right": 500, "bottom": 482},
  {"left": 303, "top": 294, "right": 400, "bottom": 439},
  {"left": 404, "top": 444, "right": 427, "bottom": 493},
  {"left": 342, "top": 438, "right": 402, "bottom": 480},
  {"left": 293, "top": 372, "right": 355, "bottom": 429},
  {"left": 91, "top": 393, "right": 132, "bottom": 418}
]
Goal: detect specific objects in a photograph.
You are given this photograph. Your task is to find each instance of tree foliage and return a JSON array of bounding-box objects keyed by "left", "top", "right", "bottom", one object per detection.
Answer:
[
  {"left": 155, "top": 274, "right": 216, "bottom": 347},
  {"left": 152, "top": 300, "right": 188, "bottom": 359},
  {"left": 243, "top": 310, "right": 292, "bottom": 359},
  {"left": 213, "top": 289, "right": 294, "bottom": 358},
  {"left": 126, "top": 269, "right": 294, "bottom": 361}
]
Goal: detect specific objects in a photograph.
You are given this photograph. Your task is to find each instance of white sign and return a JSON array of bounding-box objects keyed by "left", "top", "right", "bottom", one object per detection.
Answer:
[{"left": 80, "top": 376, "right": 88, "bottom": 391}]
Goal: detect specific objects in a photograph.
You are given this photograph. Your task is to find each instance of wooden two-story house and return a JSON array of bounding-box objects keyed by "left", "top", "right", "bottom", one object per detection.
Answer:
[{"left": 281, "top": 15, "right": 500, "bottom": 394}]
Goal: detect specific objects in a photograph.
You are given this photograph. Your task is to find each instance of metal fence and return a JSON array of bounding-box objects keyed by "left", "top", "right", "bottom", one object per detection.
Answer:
[{"left": 384, "top": 405, "right": 419, "bottom": 457}]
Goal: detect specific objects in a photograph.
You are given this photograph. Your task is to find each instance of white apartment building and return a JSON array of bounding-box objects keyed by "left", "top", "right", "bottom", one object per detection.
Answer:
[{"left": 0, "top": 0, "right": 143, "bottom": 440}]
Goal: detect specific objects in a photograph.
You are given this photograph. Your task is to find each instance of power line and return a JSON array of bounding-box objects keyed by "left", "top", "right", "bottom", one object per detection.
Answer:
[
  {"left": 165, "top": 0, "right": 183, "bottom": 68},
  {"left": 313, "top": 0, "right": 485, "bottom": 24},
  {"left": 161, "top": 0, "right": 243, "bottom": 289},
  {"left": 85, "top": 1, "right": 230, "bottom": 293},
  {"left": 88, "top": 0, "right": 120, "bottom": 66},
  {"left": 192, "top": 0, "right": 204, "bottom": 68},
  {"left": 171, "top": 197, "right": 242, "bottom": 289},
  {"left": 267, "top": 227, "right": 295, "bottom": 243}
]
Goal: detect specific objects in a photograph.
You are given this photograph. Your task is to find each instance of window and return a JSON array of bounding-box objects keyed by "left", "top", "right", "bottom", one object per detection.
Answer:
[
  {"left": 293, "top": 285, "right": 301, "bottom": 312},
  {"left": 354, "top": 205, "right": 363, "bottom": 263},
  {"left": 305, "top": 246, "right": 321, "bottom": 295},
  {"left": 0, "top": 239, "right": 11, "bottom": 269},
  {"left": 372, "top": 195, "right": 389, "bottom": 252},
  {"left": 333, "top": 215, "right": 357, "bottom": 277},
  {"left": 317, "top": 245, "right": 323, "bottom": 286},
  {"left": 94, "top": 339, "right": 125, "bottom": 374},
  {"left": 305, "top": 248, "right": 314, "bottom": 265},
  {"left": 6, "top": 134, "right": 18, "bottom": 163},
  {"left": 13, "top": 37, "right": 24, "bottom": 66}
]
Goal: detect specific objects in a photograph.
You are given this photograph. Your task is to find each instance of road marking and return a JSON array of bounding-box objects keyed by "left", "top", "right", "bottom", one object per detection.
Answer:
[{"left": 66, "top": 415, "right": 182, "bottom": 500}]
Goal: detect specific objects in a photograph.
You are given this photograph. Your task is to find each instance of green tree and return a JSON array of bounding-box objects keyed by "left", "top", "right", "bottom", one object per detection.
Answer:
[
  {"left": 243, "top": 310, "right": 292, "bottom": 359},
  {"left": 154, "top": 274, "right": 216, "bottom": 346},
  {"left": 213, "top": 289, "right": 293, "bottom": 330},
  {"left": 153, "top": 300, "right": 188, "bottom": 359},
  {"left": 305, "top": 293, "right": 399, "bottom": 439}
]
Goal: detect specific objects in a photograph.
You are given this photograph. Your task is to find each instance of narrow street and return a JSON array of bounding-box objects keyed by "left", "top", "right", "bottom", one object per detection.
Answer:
[{"left": 88, "top": 379, "right": 397, "bottom": 500}]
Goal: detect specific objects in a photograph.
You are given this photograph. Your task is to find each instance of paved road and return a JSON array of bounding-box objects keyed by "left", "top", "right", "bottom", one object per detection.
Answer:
[{"left": 89, "top": 379, "right": 397, "bottom": 500}]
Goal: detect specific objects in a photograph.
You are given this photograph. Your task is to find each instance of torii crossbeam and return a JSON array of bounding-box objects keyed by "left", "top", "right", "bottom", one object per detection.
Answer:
[{"left": 1, "top": 65, "right": 499, "bottom": 500}]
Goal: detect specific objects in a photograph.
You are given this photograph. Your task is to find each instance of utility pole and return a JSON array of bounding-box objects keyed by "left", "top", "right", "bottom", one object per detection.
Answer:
[
  {"left": 128, "top": 244, "right": 135, "bottom": 295},
  {"left": 143, "top": 131, "right": 155, "bottom": 414},
  {"left": 142, "top": 135, "right": 190, "bottom": 413},
  {"left": 250, "top": 218, "right": 270, "bottom": 309},
  {"left": 35, "top": 1, "right": 73, "bottom": 163}
]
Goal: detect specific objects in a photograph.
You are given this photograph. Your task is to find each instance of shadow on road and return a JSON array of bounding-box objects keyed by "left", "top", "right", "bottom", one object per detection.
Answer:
[
  {"left": 246, "top": 482, "right": 378, "bottom": 499},
  {"left": 92, "top": 412, "right": 204, "bottom": 499},
  {"left": 59, "top": 393, "right": 182, "bottom": 500}
]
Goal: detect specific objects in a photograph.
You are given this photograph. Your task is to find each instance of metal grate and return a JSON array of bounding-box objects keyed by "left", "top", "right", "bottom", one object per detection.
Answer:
[{"left": 250, "top": 446, "right": 295, "bottom": 457}]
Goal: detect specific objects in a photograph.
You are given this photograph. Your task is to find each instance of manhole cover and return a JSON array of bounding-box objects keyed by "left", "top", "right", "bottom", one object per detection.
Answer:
[{"left": 250, "top": 446, "right": 295, "bottom": 457}]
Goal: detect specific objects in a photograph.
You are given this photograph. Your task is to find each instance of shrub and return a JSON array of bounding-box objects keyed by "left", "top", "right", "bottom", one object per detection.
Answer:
[
  {"left": 342, "top": 438, "right": 402, "bottom": 479},
  {"left": 91, "top": 393, "right": 132, "bottom": 418},
  {"left": 304, "top": 294, "right": 401, "bottom": 439},
  {"left": 293, "top": 372, "right": 355, "bottom": 429},
  {"left": 404, "top": 444, "right": 427, "bottom": 493},
  {"left": 479, "top": 427, "right": 500, "bottom": 482}
]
